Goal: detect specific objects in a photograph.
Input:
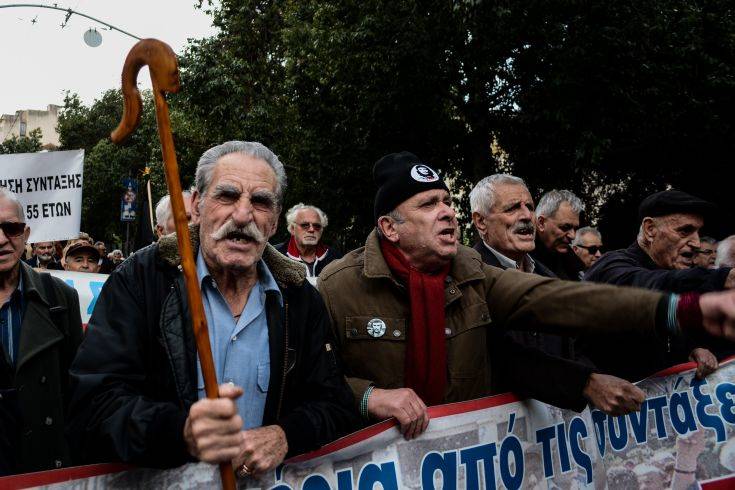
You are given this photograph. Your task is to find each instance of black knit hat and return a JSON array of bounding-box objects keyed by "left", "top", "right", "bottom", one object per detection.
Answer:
[
  {"left": 373, "top": 151, "right": 449, "bottom": 221},
  {"left": 638, "top": 190, "right": 715, "bottom": 222}
]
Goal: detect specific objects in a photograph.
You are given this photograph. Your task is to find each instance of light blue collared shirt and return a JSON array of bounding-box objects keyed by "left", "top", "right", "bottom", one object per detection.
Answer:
[{"left": 196, "top": 251, "right": 282, "bottom": 429}]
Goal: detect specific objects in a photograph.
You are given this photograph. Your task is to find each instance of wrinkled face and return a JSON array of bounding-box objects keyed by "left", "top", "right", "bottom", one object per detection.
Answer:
[
  {"left": 163, "top": 192, "right": 193, "bottom": 235},
  {"left": 391, "top": 189, "right": 458, "bottom": 271},
  {"left": 292, "top": 209, "right": 323, "bottom": 248},
  {"left": 480, "top": 183, "right": 536, "bottom": 259},
  {"left": 573, "top": 232, "right": 603, "bottom": 269},
  {"left": 0, "top": 197, "right": 29, "bottom": 275},
  {"left": 64, "top": 251, "right": 100, "bottom": 273},
  {"left": 538, "top": 202, "right": 580, "bottom": 253},
  {"left": 34, "top": 241, "right": 55, "bottom": 261},
  {"left": 693, "top": 241, "right": 717, "bottom": 268},
  {"left": 193, "top": 153, "right": 279, "bottom": 276},
  {"left": 647, "top": 213, "right": 704, "bottom": 270}
]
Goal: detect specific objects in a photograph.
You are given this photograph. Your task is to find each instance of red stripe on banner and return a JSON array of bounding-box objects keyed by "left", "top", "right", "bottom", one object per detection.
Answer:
[
  {"left": 286, "top": 391, "right": 523, "bottom": 463},
  {"left": 647, "top": 354, "right": 735, "bottom": 380},
  {"left": 702, "top": 475, "right": 735, "bottom": 489},
  {"left": 0, "top": 463, "right": 130, "bottom": 489}
]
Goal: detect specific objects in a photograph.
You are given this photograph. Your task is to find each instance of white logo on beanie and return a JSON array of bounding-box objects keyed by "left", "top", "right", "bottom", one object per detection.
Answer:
[{"left": 410, "top": 164, "right": 439, "bottom": 183}]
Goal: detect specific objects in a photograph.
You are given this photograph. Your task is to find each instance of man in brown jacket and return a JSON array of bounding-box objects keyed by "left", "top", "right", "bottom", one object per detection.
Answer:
[{"left": 318, "top": 151, "right": 735, "bottom": 440}]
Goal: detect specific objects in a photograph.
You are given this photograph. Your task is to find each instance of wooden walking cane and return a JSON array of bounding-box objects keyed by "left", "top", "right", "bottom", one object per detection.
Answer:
[{"left": 110, "top": 39, "right": 237, "bottom": 490}]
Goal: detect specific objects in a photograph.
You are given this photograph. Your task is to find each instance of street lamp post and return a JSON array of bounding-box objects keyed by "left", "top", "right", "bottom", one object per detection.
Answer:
[{"left": 0, "top": 3, "right": 142, "bottom": 43}]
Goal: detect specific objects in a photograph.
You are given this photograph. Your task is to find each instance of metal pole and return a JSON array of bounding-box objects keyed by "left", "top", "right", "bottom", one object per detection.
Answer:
[{"left": 0, "top": 3, "right": 142, "bottom": 40}]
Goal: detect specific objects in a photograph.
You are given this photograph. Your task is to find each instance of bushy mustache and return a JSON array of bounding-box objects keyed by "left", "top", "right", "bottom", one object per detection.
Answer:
[
  {"left": 210, "top": 219, "right": 265, "bottom": 244},
  {"left": 511, "top": 220, "right": 535, "bottom": 235}
]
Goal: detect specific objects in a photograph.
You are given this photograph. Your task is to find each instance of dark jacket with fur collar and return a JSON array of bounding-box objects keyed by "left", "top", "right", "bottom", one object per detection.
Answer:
[{"left": 67, "top": 225, "right": 358, "bottom": 468}]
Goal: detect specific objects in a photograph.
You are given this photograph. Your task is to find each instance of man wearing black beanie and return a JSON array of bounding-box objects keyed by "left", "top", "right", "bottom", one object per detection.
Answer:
[{"left": 318, "top": 152, "right": 735, "bottom": 439}]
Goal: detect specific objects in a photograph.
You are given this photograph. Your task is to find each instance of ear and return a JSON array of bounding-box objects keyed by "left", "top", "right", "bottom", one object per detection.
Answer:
[
  {"left": 377, "top": 216, "right": 400, "bottom": 243},
  {"left": 155, "top": 224, "right": 164, "bottom": 238},
  {"left": 190, "top": 191, "right": 201, "bottom": 224},
  {"left": 472, "top": 212, "right": 487, "bottom": 235},
  {"left": 642, "top": 218, "right": 657, "bottom": 242},
  {"left": 536, "top": 215, "right": 546, "bottom": 233},
  {"left": 22, "top": 226, "right": 30, "bottom": 244}
]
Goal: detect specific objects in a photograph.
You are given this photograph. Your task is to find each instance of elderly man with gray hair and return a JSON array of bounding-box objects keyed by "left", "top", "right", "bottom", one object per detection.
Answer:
[
  {"left": 155, "top": 190, "right": 192, "bottom": 238},
  {"left": 715, "top": 235, "right": 735, "bottom": 268},
  {"left": 532, "top": 189, "right": 587, "bottom": 280},
  {"left": 572, "top": 226, "right": 603, "bottom": 272},
  {"left": 68, "top": 141, "right": 358, "bottom": 477},
  {"left": 275, "top": 203, "right": 342, "bottom": 285}
]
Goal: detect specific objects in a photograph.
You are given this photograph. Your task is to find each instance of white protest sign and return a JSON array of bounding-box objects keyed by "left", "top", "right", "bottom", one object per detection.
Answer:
[
  {"left": 0, "top": 149, "right": 84, "bottom": 242},
  {"left": 46, "top": 269, "right": 108, "bottom": 326}
]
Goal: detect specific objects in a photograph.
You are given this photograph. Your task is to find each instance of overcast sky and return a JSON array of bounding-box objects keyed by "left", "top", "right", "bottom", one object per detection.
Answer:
[{"left": 0, "top": 1, "right": 218, "bottom": 115}]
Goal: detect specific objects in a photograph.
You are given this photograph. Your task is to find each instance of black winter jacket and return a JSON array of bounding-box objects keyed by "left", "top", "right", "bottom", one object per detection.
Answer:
[
  {"left": 581, "top": 242, "right": 734, "bottom": 380},
  {"left": 67, "top": 227, "right": 359, "bottom": 468},
  {"left": 1, "top": 263, "right": 82, "bottom": 475}
]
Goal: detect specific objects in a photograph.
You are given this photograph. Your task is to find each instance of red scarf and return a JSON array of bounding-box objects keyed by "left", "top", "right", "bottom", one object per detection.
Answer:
[
  {"left": 380, "top": 239, "right": 450, "bottom": 405},
  {"left": 286, "top": 235, "right": 328, "bottom": 260}
]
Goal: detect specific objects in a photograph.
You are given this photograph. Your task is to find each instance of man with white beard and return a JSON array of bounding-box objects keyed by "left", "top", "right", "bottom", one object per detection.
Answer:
[
  {"left": 275, "top": 203, "right": 342, "bottom": 285},
  {"left": 25, "top": 241, "right": 62, "bottom": 270},
  {"left": 68, "top": 141, "right": 358, "bottom": 477}
]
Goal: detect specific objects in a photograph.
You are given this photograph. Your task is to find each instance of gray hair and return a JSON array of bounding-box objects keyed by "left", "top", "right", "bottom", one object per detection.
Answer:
[
  {"left": 155, "top": 191, "right": 192, "bottom": 226},
  {"left": 572, "top": 226, "right": 601, "bottom": 246},
  {"left": 0, "top": 186, "right": 25, "bottom": 221},
  {"left": 469, "top": 174, "right": 528, "bottom": 215},
  {"left": 285, "top": 203, "right": 328, "bottom": 232},
  {"left": 536, "top": 189, "right": 585, "bottom": 218},
  {"left": 715, "top": 235, "right": 735, "bottom": 268},
  {"left": 194, "top": 141, "right": 287, "bottom": 206}
]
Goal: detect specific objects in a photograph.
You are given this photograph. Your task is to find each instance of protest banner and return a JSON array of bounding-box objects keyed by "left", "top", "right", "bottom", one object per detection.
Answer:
[
  {"left": 46, "top": 269, "right": 107, "bottom": 326},
  {"left": 2, "top": 357, "right": 733, "bottom": 489},
  {"left": 0, "top": 150, "right": 84, "bottom": 243}
]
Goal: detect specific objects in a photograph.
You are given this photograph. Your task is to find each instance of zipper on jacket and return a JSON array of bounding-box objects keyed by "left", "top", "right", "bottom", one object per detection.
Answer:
[{"left": 276, "top": 301, "right": 289, "bottom": 420}]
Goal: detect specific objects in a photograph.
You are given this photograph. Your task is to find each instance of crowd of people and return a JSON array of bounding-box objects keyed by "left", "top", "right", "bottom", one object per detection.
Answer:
[{"left": 2, "top": 142, "right": 735, "bottom": 484}]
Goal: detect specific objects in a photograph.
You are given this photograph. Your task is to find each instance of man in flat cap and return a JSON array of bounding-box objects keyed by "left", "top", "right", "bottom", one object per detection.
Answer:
[
  {"left": 581, "top": 190, "right": 734, "bottom": 381},
  {"left": 318, "top": 153, "right": 735, "bottom": 439}
]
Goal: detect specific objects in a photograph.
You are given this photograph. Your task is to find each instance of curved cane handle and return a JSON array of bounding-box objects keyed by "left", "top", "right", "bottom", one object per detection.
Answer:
[{"left": 110, "top": 39, "right": 181, "bottom": 143}]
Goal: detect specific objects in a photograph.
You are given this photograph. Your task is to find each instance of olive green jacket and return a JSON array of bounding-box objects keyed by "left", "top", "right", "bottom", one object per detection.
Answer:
[{"left": 318, "top": 230, "right": 665, "bottom": 406}]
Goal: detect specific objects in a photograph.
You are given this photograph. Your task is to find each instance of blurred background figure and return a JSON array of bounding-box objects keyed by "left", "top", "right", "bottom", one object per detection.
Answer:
[
  {"left": 154, "top": 191, "right": 192, "bottom": 238},
  {"left": 276, "top": 203, "right": 342, "bottom": 285},
  {"left": 62, "top": 241, "right": 101, "bottom": 274},
  {"left": 572, "top": 226, "right": 603, "bottom": 273},
  {"left": 25, "top": 241, "right": 62, "bottom": 270},
  {"left": 693, "top": 236, "right": 718, "bottom": 269},
  {"left": 715, "top": 235, "right": 735, "bottom": 269}
]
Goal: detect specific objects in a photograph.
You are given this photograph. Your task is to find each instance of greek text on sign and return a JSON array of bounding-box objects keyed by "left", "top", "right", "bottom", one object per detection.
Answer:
[{"left": 0, "top": 149, "right": 84, "bottom": 242}]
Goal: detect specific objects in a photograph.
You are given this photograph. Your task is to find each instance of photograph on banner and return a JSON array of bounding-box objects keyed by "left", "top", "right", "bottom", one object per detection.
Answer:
[
  {"left": 120, "top": 178, "right": 138, "bottom": 222},
  {"left": 6, "top": 359, "right": 733, "bottom": 489},
  {"left": 0, "top": 149, "right": 84, "bottom": 242}
]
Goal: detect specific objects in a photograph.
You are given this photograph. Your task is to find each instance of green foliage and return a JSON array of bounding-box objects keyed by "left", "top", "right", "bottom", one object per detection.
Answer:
[
  {"left": 0, "top": 128, "right": 43, "bottom": 154},
  {"left": 57, "top": 1, "right": 735, "bottom": 248}
]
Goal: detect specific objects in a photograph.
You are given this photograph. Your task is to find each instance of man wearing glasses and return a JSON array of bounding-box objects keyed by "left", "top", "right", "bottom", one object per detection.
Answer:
[
  {"left": 0, "top": 187, "right": 83, "bottom": 475},
  {"left": 276, "top": 203, "right": 342, "bottom": 285},
  {"left": 572, "top": 226, "right": 604, "bottom": 272}
]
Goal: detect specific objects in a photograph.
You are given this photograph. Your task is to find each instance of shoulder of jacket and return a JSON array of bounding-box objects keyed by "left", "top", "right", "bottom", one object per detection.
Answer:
[{"left": 319, "top": 246, "right": 365, "bottom": 283}]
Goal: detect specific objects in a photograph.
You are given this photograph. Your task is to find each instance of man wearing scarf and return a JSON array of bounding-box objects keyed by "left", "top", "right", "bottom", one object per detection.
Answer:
[
  {"left": 275, "top": 203, "right": 342, "bottom": 286},
  {"left": 318, "top": 151, "right": 735, "bottom": 440}
]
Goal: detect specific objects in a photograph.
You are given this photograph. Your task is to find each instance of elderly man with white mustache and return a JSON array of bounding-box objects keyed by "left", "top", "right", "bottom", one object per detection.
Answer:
[{"left": 67, "top": 141, "right": 359, "bottom": 478}]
